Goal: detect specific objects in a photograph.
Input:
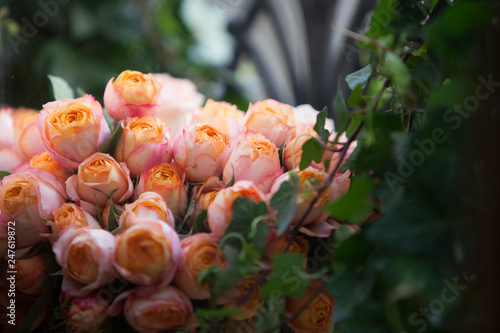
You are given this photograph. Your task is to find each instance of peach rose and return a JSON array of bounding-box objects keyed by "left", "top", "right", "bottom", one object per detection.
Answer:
[
  {"left": 222, "top": 277, "right": 264, "bottom": 320},
  {"left": 37, "top": 94, "right": 111, "bottom": 170},
  {"left": 115, "top": 116, "right": 172, "bottom": 179},
  {"left": 66, "top": 153, "right": 134, "bottom": 214},
  {"left": 270, "top": 169, "right": 351, "bottom": 230},
  {"left": 207, "top": 180, "right": 267, "bottom": 240},
  {"left": 29, "top": 151, "right": 73, "bottom": 187},
  {"left": 241, "top": 99, "right": 295, "bottom": 147},
  {"left": 0, "top": 169, "right": 66, "bottom": 247},
  {"left": 12, "top": 107, "right": 45, "bottom": 160},
  {"left": 223, "top": 133, "right": 283, "bottom": 193},
  {"left": 136, "top": 163, "right": 188, "bottom": 218},
  {"left": 286, "top": 286, "right": 335, "bottom": 333},
  {"left": 119, "top": 192, "right": 175, "bottom": 229},
  {"left": 104, "top": 70, "right": 162, "bottom": 121},
  {"left": 174, "top": 233, "right": 226, "bottom": 300},
  {"left": 53, "top": 226, "right": 117, "bottom": 297},
  {"left": 63, "top": 292, "right": 109, "bottom": 333},
  {"left": 265, "top": 232, "right": 310, "bottom": 264},
  {"left": 191, "top": 99, "right": 244, "bottom": 136},
  {"left": 284, "top": 128, "right": 335, "bottom": 171},
  {"left": 114, "top": 220, "right": 182, "bottom": 287},
  {"left": 172, "top": 123, "right": 228, "bottom": 183},
  {"left": 15, "top": 253, "right": 46, "bottom": 296},
  {"left": 108, "top": 285, "right": 197, "bottom": 333},
  {"left": 49, "top": 203, "right": 102, "bottom": 238},
  {"left": 153, "top": 73, "right": 205, "bottom": 135}
]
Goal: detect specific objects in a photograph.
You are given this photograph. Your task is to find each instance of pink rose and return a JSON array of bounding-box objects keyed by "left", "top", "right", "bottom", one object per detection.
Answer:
[
  {"left": 37, "top": 94, "right": 111, "bottom": 169},
  {"left": 172, "top": 123, "right": 228, "bottom": 183},
  {"left": 136, "top": 163, "right": 188, "bottom": 218},
  {"left": 12, "top": 107, "right": 45, "bottom": 160},
  {"left": 153, "top": 73, "right": 205, "bottom": 135},
  {"left": 222, "top": 133, "right": 283, "bottom": 193},
  {"left": 104, "top": 70, "right": 162, "bottom": 120},
  {"left": 0, "top": 107, "right": 24, "bottom": 172},
  {"left": 115, "top": 116, "right": 172, "bottom": 179},
  {"left": 174, "top": 233, "right": 226, "bottom": 300},
  {"left": 14, "top": 253, "right": 46, "bottom": 296},
  {"left": 119, "top": 192, "right": 175, "bottom": 229},
  {"left": 63, "top": 292, "right": 109, "bottom": 333},
  {"left": 241, "top": 99, "right": 295, "bottom": 147},
  {"left": 207, "top": 180, "right": 267, "bottom": 240},
  {"left": 114, "top": 220, "right": 182, "bottom": 287},
  {"left": 53, "top": 226, "right": 117, "bottom": 297},
  {"left": 66, "top": 153, "right": 134, "bottom": 214},
  {"left": 108, "top": 285, "right": 197, "bottom": 333},
  {"left": 29, "top": 151, "right": 73, "bottom": 187},
  {"left": 0, "top": 169, "right": 66, "bottom": 247}
]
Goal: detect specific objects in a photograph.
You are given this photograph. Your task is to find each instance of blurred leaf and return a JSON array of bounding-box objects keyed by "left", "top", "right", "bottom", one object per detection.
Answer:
[
  {"left": 0, "top": 170, "right": 12, "bottom": 179},
  {"left": 346, "top": 64, "right": 372, "bottom": 90},
  {"left": 380, "top": 53, "right": 411, "bottom": 94},
  {"left": 99, "top": 124, "right": 123, "bottom": 154},
  {"left": 48, "top": 75, "right": 75, "bottom": 101},
  {"left": 347, "top": 84, "right": 363, "bottom": 108},
  {"left": 194, "top": 209, "right": 210, "bottom": 233},
  {"left": 333, "top": 90, "right": 349, "bottom": 133},
  {"left": 261, "top": 253, "right": 309, "bottom": 299},
  {"left": 326, "top": 177, "right": 375, "bottom": 223}
]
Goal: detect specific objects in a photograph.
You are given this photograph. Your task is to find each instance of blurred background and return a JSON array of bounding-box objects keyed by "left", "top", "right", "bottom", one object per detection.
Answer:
[{"left": 0, "top": 0, "right": 375, "bottom": 115}]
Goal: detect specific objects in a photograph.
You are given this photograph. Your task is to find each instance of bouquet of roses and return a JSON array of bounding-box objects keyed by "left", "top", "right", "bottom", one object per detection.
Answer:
[{"left": 0, "top": 70, "right": 363, "bottom": 333}]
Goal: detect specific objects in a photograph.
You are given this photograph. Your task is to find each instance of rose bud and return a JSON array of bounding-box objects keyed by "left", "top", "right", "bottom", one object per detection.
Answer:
[
  {"left": 265, "top": 232, "right": 310, "bottom": 264},
  {"left": 53, "top": 226, "right": 117, "bottom": 297},
  {"left": 64, "top": 292, "right": 109, "bottom": 333},
  {"left": 136, "top": 163, "right": 188, "bottom": 219},
  {"left": 104, "top": 70, "right": 162, "bottom": 121},
  {"left": 115, "top": 116, "right": 172, "bottom": 178},
  {"left": 49, "top": 203, "right": 102, "bottom": 238},
  {"left": 66, "top": 153, "right": 134, "bottom": 214},
  {"left": 0, "top": 107, "right": 24, "bottom": 172},
  {"left": 100, "top": 199, "right": 123, "bottom": 229},
  {"left": 172, "top": 123, "right": 228, "bottom": 183},
  {"left": 29, "top": 151, "right": 73, "bottom": 187},
  {"left": 174, "top": 233, "right": 226, "bottom": 300},
  {"left": 188, "top": 177, "right": 225, "bottom": 228},
  {"left": 222, "top": 277, "right": 264, "bottom": 320},
  {"left": 153, "top": 73, "right": 205, "bottom": 135},
  {"left": 191, "top": 99, "right": 244, "bottom": 136},
  {"left": 222, "top": 133, "right": 283, "bottom": 193},
  {"left": 114, "top": 219, "right": 182, "bottom": 287},
  {"left": 0, "top": 169, "right": 66, "bottom": 248},
  {"left": 241, "top": 99, "right": 295, "bottom": 147},
  {"left": 13, "top": 107, "right": 45, "bottom": 160},
  {"left": 108, "top": 285, "right": 197, "bottom": 333},
  {"left": 37, "top": 94, "right": 111, "bottom": 170},
  {"left": 119, "top": 192, "right": 175, "bottom": 229},
  {"left": 286, "top": 285, "right": 335, "bottom": 333},
  {"left": 207, "top": 180, "right": 267, "bottom": 240},
  {"left": 15, "top": 253, "right": 46, "bottom": 296}
]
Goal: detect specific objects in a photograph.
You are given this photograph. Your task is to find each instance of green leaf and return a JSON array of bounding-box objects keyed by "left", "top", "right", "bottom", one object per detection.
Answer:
[
  {"left": 0, "top": 170, "right": 12, "bottom": 179},
  {"left": 326, "top": 177, "right": 375, "bottom": 224},
  {"left": 346, "top": 64, "right": 373, "bottom": 90},
  {"left": 333, "top": 91, "right": 349, "bottom": 133},
  {"left": 102, "top": 107, "right": 114, "bottom": 131},
  {"left": 270, "top": 174, "right": 299, "bottom": 235},
  {"left": 314, "top": 107, "right": 330, "bottom": 141},
  {"left": 48, "top": 75, "right": 75, "bottom": 101},
  {"left": 299, "top": 139, "right": 324, "bottom": 170},
  {"left": 99, "top": 123, "right": 123, "bottom": 154},
  {"left": 254, "top": 299, "right": 286, "bottom": 333},
  {"left": 261, "top": 253, "right": 309, "bottom": 299},
  {"left": 105, "top": 199, "right": 123, "bottom": 230},
  {"left": 347, "top": 84, "right": 363, "bottom": 108},
  {"left": 196, "top": 307, "right": 242, "bottom": 321},
  {"left": 194, "top": 210, "right": 210, "bottom": 233}
]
